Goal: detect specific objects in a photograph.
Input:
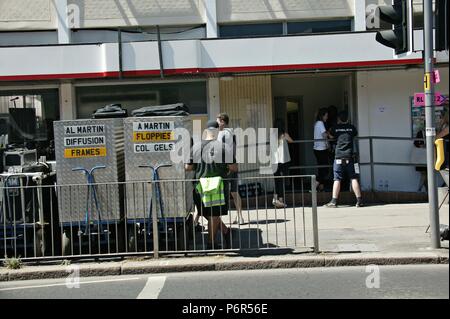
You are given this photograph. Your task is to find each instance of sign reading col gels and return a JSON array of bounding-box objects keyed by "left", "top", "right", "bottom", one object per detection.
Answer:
[
  {"left": 134, "top": 143, "right": 175, "bottom": 153},
  {"left": 132, "top": 121, "right": 176, "bottom": 153}
]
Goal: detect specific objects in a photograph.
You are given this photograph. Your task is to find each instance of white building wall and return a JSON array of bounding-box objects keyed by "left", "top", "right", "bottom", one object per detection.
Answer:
[
  {"left": 357, "top": 66, "right": 449, "bottom": 192},
  {"left": 217, "top": 0, "right": 355, "bottom": 23},
  {"left": 66, "top": 0, "right": 205, "bottom": 28},
  {"left": 0, "top": 0, "right": 57, "bottom": 30}
]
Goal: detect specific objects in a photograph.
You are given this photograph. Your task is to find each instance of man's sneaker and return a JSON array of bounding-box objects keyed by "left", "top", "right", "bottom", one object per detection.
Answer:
[
  {"left": 272, "top": 199, "right": 287, "bottom": 208},
  {"left": 324, "top": 201, "right": 337, "bottom": 208}
]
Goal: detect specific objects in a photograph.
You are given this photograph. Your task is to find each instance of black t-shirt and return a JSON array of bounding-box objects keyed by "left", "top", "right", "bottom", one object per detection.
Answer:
[
  {"left": 191, "top": 140, "right": 235, "bottom": 179},
  {"left": 330, "top": 123, "right": 358, "bottom": 159}
]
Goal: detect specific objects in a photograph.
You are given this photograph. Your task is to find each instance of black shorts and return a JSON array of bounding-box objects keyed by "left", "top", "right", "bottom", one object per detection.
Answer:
[{"left": 333, "top": 159, "right": 359, "bottom": 181}]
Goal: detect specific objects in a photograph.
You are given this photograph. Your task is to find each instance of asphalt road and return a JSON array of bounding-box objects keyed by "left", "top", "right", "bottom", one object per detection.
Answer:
[{"left": 0, "top": 265, "right": 448, "bottom": 299}]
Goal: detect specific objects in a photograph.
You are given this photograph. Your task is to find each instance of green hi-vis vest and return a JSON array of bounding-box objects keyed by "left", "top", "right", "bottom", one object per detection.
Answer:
[{"left": 196, "top": 176, "right": 225, "bottom": 207}]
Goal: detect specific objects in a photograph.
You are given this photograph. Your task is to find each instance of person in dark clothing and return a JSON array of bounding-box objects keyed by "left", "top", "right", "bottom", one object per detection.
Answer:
[
  {"left": 413, "top": 129, "right": 427, "bottom": 192},
  {"left": 325, "top": 111, "right": 363, "bottom": 208},
  {"left": 185, "top": 120, "right": 237, "bottom": 249}
]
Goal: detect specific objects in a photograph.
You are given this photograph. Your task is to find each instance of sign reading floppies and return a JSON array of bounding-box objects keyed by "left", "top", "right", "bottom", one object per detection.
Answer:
[{"left": 132, "top": 121, "right": 176, "bottom": 153}]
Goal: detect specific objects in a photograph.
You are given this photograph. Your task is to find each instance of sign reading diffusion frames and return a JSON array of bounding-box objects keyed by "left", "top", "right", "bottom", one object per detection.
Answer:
[{"left": 63, "top": 125, "right": 107, "bottom": 158}]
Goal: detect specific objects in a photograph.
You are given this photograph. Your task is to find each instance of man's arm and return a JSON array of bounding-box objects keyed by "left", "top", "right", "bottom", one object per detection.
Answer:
[
  {"left": 228, "top": 163, "right": 238, "bottom": 173},
  {"left": 436, "top": 126, "right": 449, "bottom": 139}
]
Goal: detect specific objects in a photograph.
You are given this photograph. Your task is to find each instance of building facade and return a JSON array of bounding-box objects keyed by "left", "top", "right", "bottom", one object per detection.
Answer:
[{"left": 0, "top": 0, "right": 448, "bottom": 192}]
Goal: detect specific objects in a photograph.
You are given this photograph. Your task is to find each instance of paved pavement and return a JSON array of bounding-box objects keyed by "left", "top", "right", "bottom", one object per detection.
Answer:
[
  {"left": 222, "top": 202, "right": 449, "bottom": 252},
  {"left": 0, "top": 203, "right": 448, "bottom": 282},
  {"left": 1, "top": 265, "right": 448, "bottom": 299}
]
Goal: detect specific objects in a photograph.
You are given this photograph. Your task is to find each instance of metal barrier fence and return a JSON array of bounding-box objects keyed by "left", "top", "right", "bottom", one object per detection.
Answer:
[
  {"left": 238, "top": 136, "right": 441, "bottom": 192},
  {"left": 0, "top": 174, "right": 319, "bottom": 261}
]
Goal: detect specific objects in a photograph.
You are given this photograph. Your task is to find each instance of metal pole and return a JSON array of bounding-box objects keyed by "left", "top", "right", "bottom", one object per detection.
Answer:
[
  {"left": 369, "top": 137, "right": 375, "bottom": 192},
  {"left": 423, "top": 0, "right": 440, "bottom": 249},
  {"left": 311, "top": 175, "right": 319, "bottom": 253},
  {"left": 118, "top": 28, "right": 123, "bottom": 79},
  {"left": 156, "top": 25, "right": 164, "bottom": 79}
]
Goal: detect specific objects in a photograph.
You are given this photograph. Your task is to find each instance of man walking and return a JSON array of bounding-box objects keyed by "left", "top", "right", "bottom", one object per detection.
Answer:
[
  {"left": 186, "top": 120, "right": 236, "bottom": 249},
  {"left": 325, "top": 111, "right": 363, "bottom": 208},
  {"left": 216, "top": 113, "right": 244, "bottom": 225}
]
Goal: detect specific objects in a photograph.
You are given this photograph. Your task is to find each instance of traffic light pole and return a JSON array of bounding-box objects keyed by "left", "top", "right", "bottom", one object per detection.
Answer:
[{"left": 423, "top": 0, "right": 441, "bottom": 249}]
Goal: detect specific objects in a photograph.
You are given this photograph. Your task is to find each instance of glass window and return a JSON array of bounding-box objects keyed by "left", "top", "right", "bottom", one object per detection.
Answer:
[
  {"left": 71, "top": 25, "right": 206, "bottom": 44},
  {"left": 287, "top": 20, "right": 352, "bottom": 34},
  {"left": 0, "top": 31, "right": 58, "bottom": 46},
  {"left": 219, "top": 23, "right": 283, "bottom": 38},
  {"left": 0, "top": 89, "right": 60, "bottom": 159},
  {"left": 76, "top": 81, "right": 207, "bottom": 119}
]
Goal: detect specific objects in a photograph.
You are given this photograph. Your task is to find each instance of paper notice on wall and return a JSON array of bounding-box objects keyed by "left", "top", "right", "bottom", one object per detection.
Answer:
[{"left": 377, "top": 106, "right": 388, "bottom": 113}]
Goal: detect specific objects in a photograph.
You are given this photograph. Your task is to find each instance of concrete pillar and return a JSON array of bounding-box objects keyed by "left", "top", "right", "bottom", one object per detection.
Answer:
[
  {"left": 207, "top": 78, "right": 220, "bottom": 120},
  {"left": 353, "top": 0, "right": 367, "bottom": 32},
  {"left": 356, "top": 71, "right": 372, "bottom": 191},
  {"left": 205, "top": 0, "right": 218, "bottom": 38},
  {"left": 59, "top": 82, "right": 76, "bottom": 120},
  {"left": 55, "top": 0, "right": 71, "bottom": 44}
]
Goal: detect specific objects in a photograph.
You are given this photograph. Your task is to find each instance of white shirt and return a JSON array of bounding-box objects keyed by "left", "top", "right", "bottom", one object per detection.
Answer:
[
  {"left": 313, "top": 121, "right": 328, "bottom": 151},
  {"left": 271, "top": 131, "right": 291, "bottom": 164},
  {"left": 217, "top": 128, "right": 234, "bottom": 148}
]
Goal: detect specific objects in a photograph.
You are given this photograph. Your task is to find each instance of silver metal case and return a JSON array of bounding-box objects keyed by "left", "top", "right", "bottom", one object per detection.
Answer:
[
  {"left": 124, "top": 116, "right": 193, "bottom": 220},
  {"left": 54, "top": 119, "right": 124, "bottom": 224}
]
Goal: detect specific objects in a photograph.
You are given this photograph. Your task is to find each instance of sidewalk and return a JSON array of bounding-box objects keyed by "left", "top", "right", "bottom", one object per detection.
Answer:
[{"left": 1, "top": 203, "right": 448, "bottom": 281}]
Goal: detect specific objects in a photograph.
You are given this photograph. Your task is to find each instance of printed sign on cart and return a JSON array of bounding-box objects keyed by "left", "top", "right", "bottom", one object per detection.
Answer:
[
  {"left": 63, "top": 125, "right": 107, "bottom": 158},
  {"left": 132, "top": 121, "right": 176, "bottom": 153}
]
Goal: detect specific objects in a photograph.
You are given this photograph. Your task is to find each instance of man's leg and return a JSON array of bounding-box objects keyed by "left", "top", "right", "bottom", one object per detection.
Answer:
[
  {"left": 231, "top": 191, "right": 244, "bottom": 224},
  {"left": 325, "top": 160, "right": 341, "bottom": 207},
  {"left": 351, "top": 179, "right": 362, "bottom": 198},
  {"left": 351, "top": 179, "right": 364, "bottom": 207},
  {"left": 208, "top": 217, "right": 221, "bottom": 247}
]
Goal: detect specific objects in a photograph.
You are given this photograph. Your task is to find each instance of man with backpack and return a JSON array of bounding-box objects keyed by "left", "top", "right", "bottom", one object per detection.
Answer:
[{"left": 186, "top": 120, "right": 237, "bottom": 249}]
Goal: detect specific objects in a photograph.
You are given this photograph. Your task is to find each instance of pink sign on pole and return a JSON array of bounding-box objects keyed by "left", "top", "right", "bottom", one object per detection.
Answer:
[
  {"left": 433, "top": 70, "right": 441, "bottom": 84},
  {"left": 414, "top": 92, "right": 446, "bottom": 107}
]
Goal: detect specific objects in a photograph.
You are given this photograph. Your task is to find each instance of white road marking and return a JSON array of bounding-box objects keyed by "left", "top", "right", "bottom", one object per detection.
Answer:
[
  {"left": 0, "top": 277, "right": 141, "bottom": 292},
  {"left": 136, "top": 276, "right": 166, "bottom": 299}
]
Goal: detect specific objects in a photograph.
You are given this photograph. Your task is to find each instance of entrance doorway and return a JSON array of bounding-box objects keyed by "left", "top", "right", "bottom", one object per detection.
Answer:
[
  {"left": 272, "top": 73, "right": 354, "bottom": 182},
  {"left": 273, "top": 96, "right": 304, "bottom": 177}
]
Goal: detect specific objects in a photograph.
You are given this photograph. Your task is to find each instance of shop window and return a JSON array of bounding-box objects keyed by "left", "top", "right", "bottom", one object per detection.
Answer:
[
  {"left": 287, "top": 19, "right": 352, "bottom": 34},
  {"left": 0, "top": 89, "right": 60, "bottom": 159},
  {"left": 219, "top": 23, "right": 283, "bottom": 38},
  {"left": 76, "top": 81, "right": 207, "bottom": 119},
  {"left": 71, "top": 25, "right": 206, "bottom": 44},
  {"left": 0, "top": 31, "right": 58, "bottom": 46}
]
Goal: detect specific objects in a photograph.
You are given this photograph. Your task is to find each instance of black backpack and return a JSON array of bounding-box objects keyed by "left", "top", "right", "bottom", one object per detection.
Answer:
[
  {"left": 131, "top": 103, "right": 190, "bottom": 117},
  {"left": 92, "top": 104, "right": 128, "bottom": 119}
]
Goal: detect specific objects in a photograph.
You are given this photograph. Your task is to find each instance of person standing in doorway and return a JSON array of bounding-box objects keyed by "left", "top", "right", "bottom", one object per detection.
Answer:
[
  {"left": 325, "top": 111, "right": 363, "bottom": 208},
  {"left": 272, "top": 118, "right": 294, "bottom": 208},
  {"left": 216, "top": 113, "right": 244, "bottom": 225},
  {"left": 313, "top": 108, "right": 330, "bottom": 192}
]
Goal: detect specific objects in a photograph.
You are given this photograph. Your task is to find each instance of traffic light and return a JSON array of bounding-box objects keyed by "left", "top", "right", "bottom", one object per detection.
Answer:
[
  {"left": 436, "top": 0, "right": 449, "bottom": 51},
  {"left": 375, "top": 0, "right": 413, "bottom": 56}
]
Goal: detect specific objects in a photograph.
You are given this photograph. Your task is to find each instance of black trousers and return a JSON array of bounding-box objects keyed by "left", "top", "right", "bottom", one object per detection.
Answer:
[
  {"left": 314, "top": 149, "right": 329, "bottom": 185},
  {"left": 274, "top": 162, "right": 290, "bottom": 197}
]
